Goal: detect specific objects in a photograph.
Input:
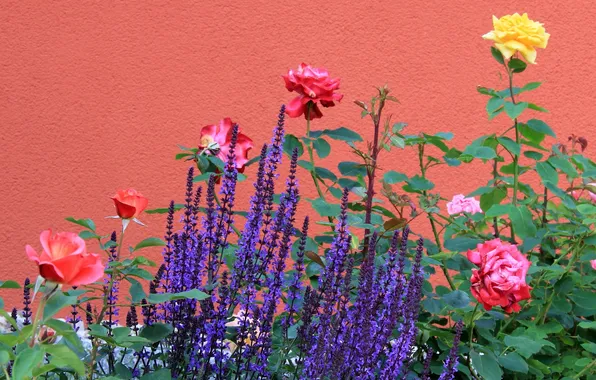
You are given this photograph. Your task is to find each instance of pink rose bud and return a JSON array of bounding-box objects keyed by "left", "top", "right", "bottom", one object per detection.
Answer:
[
  {"left": 446, "top": 194, "right": 482, "bottom": 215},
  {"left": 467, "top": 238, "right": 531, "bottom": 313},
  {"left": 591, "top": 260, "right": 596, "bottom": 271}
]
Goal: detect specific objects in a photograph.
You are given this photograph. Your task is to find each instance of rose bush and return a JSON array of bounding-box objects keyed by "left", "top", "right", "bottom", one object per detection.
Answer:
[{"left": 1, "top": 11, "right": 595, "bottom": 380}]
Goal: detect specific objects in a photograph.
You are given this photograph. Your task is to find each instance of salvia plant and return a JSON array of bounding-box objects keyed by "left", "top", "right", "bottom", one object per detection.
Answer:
[{"left": 1, "top": 12, "right": 595, "bottom": 380}]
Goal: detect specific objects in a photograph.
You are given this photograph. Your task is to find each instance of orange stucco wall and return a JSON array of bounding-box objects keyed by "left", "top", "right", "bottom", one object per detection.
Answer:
[{"left": 1, "top": 1, "right": 595, "bottom": 308}]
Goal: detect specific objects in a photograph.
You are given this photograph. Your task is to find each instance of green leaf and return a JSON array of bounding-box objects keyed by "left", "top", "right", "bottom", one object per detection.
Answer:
[
  {"left": 444, "top": 237, "right": 482, "bottom": 252},
  {"left": 313, "top": 138, "right": 331, "bottom": 159},
  {"left": 486, "top": 97, "right": 505, "bottom": 115},
  {"left": 504, "top": 101, "right": 528, "bottom": 119},
  {"left": 508, "top": 58, "right": 527, "bottom": 73},
  {"left": 526, "top": 119, "right": 556, "bottom": 137},
  {"left": 383, "top": 171, "right": 408, "bottom": 184},
  {"left": 442, "top": 290, "right": 470, "bottom": 308},
  {"left": 140, "top": 368, "right": 172, "bottom": 380},
  {"left": 133, "top": 237, "right": 166, "bottom": 252},
  {"left": 283, "top": 134, "right": 304, "bottom": 157},
  {"left": 311, "top": 127, "right": 363, "bottom": 142},
  {"left": 140, "top": 323, "right": 174, "bottom": 343},
  {"left": 145, "top": 203, "right": 184, "bottom": 214},
  {"left": 404, "top": 175, "right": 434, "bottom": 191},
  {"left": 79, "top": 230, "right": 100, "bottom": 240},
  {"left": 548, "top": 156, "right": 579, "bottom": 178},
  {"left": 315, "top": 167, "right": 337, "bottom": 182},
  {"left": 44, "top": 344, "right": 86, "bottom": 376},
  {"left": 146, "top": 289, "right": 209, "bottom": 304},
  {"left": 65, "top": 217, "right": 96, "bottom": 231},
  {"left": 0, "top": 280, "right": 20, "bottom": 289},
  {"left": 470, "top": 349, "right": 503, "bottom": 380},
  {"left": 509, "top": 206, "right": 537, "bottom": 240},
  {"left": 338, "top": 161, "right": 367, "bottom": 177},
  {"left": 524, "top": 151, "right": 543, "bottom": 161},
  {"left": 504, "top": 335, "right": 551, "bottom": 358},
  {"left": 519, "top": 123, "right": 545, "bottom": 145},
  {"left": 390, "top": 136, "right": 405, "bottom": 149},
  {"left": 480, "top": 187, "right": 507, "bottom": 212},
  {"left": 491, "top": 46, "right": 505, "bottom": 64},
  {"left": 0, "top": 350, "right": 9, "bottom": 365},
  {"left": 485, "top": 204, "right": 511, "bottom": 217},
  {"left": 498, "top": 352, "right": 528, "bottom": 373},
  {"left": 127, "top": 278, "right": 146, "bottom": 303},
  {"left": 579, "top": 321, "right": 596, "bottom": 329},
  {"left": 463, "top": 146, "right": 497, "bottom": 160},
  {"left": 536, "top": 162, "right": 559, "bottom": 186},
  {"left": 497, "top": 136, "right": 521, "bottom": 155},
  {"left": 311, "top": 198, "right": 341, "bottom": 217},
  {"left": 520, "top": 82, "right": 542, "bottom": 93},
  {"left": 13, "top": 346, "right": 44, "bottom": 380},
  {"left": 528, "top": 103, "right": 548, "bottom": 113},
  {"left": 44, "top": 291, "right": 78, "bottom": 321}
]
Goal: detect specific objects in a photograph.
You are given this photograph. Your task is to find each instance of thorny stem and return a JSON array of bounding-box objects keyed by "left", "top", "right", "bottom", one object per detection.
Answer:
[
  {"left": 507, "top": 65, "right": 520, "bottom": 243},
  {"left": 89, "top": 226, "right": 126, "bottom": 379},
  {"left": 492, "top": 158, "right": 500, "bottom": 238},
  {"left": 305, "top": 102, "right": 336, "bottom": 230},
  {"left": 362, "top": 91, "right": 386, "bottom": 253},
  {"left": 418, "top": 143, "right": 455, "bottom": 290}
]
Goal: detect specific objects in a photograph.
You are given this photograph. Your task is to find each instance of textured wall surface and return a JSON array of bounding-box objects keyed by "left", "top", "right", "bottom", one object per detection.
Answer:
[{"left": 1, "top": 1, "right": 595, "bottom": 307}]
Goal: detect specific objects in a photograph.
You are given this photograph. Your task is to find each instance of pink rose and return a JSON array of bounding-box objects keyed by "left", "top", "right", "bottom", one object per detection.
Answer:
[
  {"left": 570, "top": 182, "right": 596, "bottom": 202},
  {"left": 282, "top": 63, "right": 343, "bottom": 120},
  {"left": 199, "top": 118, "right": 253, "bottom": 170},
  {"left": 591, "top": 260, "right": 596, "bottom": 271},
  {"left": 112, "top": 188, "right": 149, "bottom": 219},
  {"left": 446, "top": 194, "right": 482, "bottom": 215},
  {"left": 467, "top": 238, "right": 531, "bottom": 313},
  {"left": 26, "top": 230, "right": 104, "bottom": 287}
]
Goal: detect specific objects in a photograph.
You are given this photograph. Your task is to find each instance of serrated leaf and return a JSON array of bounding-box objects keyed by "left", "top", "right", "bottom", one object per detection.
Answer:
[
  {"left": 65, "top": 217, "right": 96, "bottom": 231},
  {"left": 504, "top": 101, "right": 528, "bottom": 119},
  {"left": 146, "top": 289, "right": 209, "bottom": 304},
  {"left": 0, "top": 280, "right": 20, "bottom": 289},
  {"left": 536, "top": 162, "right": 558, "bottom": 186},
  {"left": 526, "top": 119, "right": 556, "bottom": 137},
  {"left": 491, "top": 46, "right": 505, "bottom": 64},
  {"left": 498, "top": 352, "right": 528, "bottom": 373},
  {"left": 313, "top": 138, "right": 331, "bottom": 159},
  {"left": 43, "top": 344, "right": 86, "bottom": 376},
  {"left": 520, "top": 82, "right": 542, "bottom": 93},
  {"left": 383, "top": 171, "right": 408, "bottom": 184},
  {"left": 508, "top": 58, "right": 527, "bottom": 73},
  {"left": 311, "top": 198, "right": 341, "bottom": 217},
  {"left": 470, "top": 349, "right": 503, "bottom": 380},
  {"left": 133, "top": 237, "right": 166, "bottom": 252},
  {"left": 442, "top": 290, "right": 470, "bottom": 308},
  {"left": 283, "top": 134, "right": 304, "bottom": 157}
]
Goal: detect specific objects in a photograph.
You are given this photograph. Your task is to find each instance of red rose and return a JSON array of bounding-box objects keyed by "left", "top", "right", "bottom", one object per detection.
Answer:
[
  {"left": 199, "top": 117, "right": 253, "bottom": 170},
  {"left": 26, "top": 230, "right": 104, "bottom": 287},
  {"left": 282, "top": 63, "right": 343, "bottom": 120},
  {"left": 467, "top": 238, "right": 531, "bottom": 313},
  {"left": 111, "top": 188, "right": 149, "bottom": 219}
]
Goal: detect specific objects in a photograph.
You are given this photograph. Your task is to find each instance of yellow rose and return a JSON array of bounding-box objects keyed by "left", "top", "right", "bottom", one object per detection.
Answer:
[{"left": 483, "top": 13, "right": 550, "bottom": 64}]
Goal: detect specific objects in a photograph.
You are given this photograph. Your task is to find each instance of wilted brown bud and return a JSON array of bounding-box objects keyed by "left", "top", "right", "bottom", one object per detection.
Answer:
[
  {"left": 578, "top": 137, "right": 588, "bottom": 152},
  {"left": 354, "top": 100, "right": 367, "bottom": 110},
  {"left": 38, "top": 326, "right": 57, "bottom": 344}
]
